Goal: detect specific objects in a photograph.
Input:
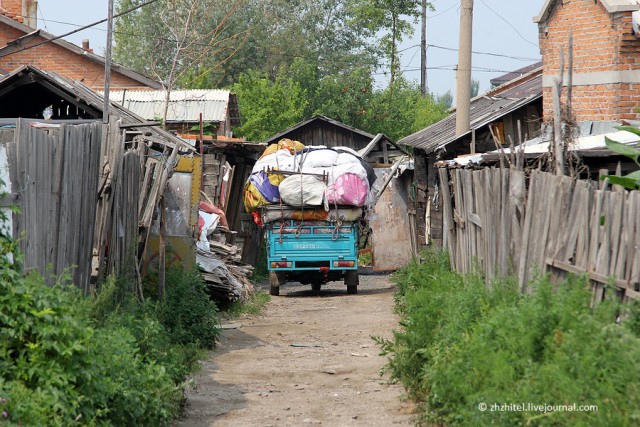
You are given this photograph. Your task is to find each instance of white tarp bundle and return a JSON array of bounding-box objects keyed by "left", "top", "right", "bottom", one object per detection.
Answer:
[
  {"left": 245, "top": 141, "right": 377, "bottom": 215},
  {"left": 279, "top": 174, "right": 328, "bottom": 207}
]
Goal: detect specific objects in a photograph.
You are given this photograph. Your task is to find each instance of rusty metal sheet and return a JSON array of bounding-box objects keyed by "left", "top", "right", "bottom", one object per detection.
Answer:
[{"left": 369, "top": 169, "right": 413, "bottom": 271}]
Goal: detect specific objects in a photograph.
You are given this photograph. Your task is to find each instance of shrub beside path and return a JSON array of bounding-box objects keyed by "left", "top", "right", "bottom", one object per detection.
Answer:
[{"left": 175, "top": 275, "right": 415, "bottom": 426}]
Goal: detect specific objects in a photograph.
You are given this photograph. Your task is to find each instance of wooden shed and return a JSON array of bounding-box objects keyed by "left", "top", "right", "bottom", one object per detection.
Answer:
[
  {"left": 263, "top": 115, "right": 403, "bottom": 165},
  {"left": 264, "top": 115, "right": 416, "bottom": 271},
  {"left": 398, "top": 67, "right": 543, "bottom": 250}
]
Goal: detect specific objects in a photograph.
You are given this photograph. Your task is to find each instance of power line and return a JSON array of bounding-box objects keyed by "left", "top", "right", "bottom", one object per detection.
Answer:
[
  {"left": 427, "top": 1, "right": 460, "bottom": 20},
  {"left": 478, "top": 0, "right": 538, "bottom": 47},
  {"left": 399, "top": 43, "right": 538, "bottom": 62},
  {"left": 0, "top": 0, "right": 160, "bottom": 59},
  {"left": 373, "top": 64, "right": 523, "bottom": 76},
  {"left": 428, "top": 44, "right": 538, "bottom": 61}
]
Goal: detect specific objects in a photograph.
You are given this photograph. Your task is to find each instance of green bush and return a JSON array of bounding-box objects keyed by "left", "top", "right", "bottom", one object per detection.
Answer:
[
  {"left": 158, "top": 267, "right": 220, "bottom": 349},
  {"left": 383, "top": 250, "right": 640, "bottom": 426},
  {"left": 0, "top": 228, "right": 218, "bottom": 425},
  {"left": 0, "top": 272, "right": 180, "bottom": 426}
]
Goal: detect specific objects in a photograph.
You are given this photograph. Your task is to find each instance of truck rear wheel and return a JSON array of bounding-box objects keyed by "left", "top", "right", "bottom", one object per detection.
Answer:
[
  {"left": 345, "top": 270, "right": 358, "bottom": 294},
  {"left": 269, "top": 271, "right": 285, "bottom": 296}
]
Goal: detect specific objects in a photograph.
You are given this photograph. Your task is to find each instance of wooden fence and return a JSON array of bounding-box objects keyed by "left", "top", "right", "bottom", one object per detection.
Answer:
[
  {"left": 439, "top": 167, "right": 640, "bottom": 302},
  {"left": 0, "top": 118, "right": 183, "bottom": 296},
  {"left": 6, "top": 120, "right": 102, "bottom": 293}
]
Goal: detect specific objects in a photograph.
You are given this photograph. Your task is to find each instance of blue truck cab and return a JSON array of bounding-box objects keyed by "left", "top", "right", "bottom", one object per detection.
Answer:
[{"left": 266, "top": 219, "right": 359, "bottom": 295}]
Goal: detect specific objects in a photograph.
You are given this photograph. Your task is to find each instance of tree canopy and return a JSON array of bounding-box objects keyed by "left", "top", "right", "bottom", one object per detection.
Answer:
[{"left": 114, "top": 0, "right": 449, "bottom": 141}]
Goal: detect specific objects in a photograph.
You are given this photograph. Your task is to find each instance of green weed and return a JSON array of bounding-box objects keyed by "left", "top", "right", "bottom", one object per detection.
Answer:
[
  {"left": 224, "top": 290, "right": 271, "bottom": 318},
  {"left": 383, "top": 249, "right": 640, "bottom": 426}
]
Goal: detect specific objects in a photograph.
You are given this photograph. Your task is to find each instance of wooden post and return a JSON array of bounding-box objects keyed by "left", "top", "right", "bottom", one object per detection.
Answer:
[
  {"left": 199, "top": 112, "right": 204, "bottom": 191},
  {"left": 421, "top": 0, "right": 428, "bottom": 96},
  {"left": 471, "top": 127, "right": 476, "bottom": 154},
  {"left": 158, "top": 197, "right": 166, "bottom": 299},
  {"left": 553, "top": 47, "right": 565, "bottom": 176}
]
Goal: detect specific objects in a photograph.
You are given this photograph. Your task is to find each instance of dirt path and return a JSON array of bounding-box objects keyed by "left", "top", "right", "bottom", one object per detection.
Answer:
[{"left": 175, "top": 274, "right": 415, "bottom": 426}]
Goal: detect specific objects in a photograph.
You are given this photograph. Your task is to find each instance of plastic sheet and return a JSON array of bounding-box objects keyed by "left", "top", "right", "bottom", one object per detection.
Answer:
[
  {"left": 279, "top": 174, "right": 327, "bottom": 207},
  {"left": 326, "top": 172, "right": 369, "bottom": 207}
]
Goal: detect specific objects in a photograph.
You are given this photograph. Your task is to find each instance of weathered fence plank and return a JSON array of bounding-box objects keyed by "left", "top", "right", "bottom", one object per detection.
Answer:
[
  {"left": 438, "top": 168, "right": 456, "bottom": 267},
  {"left": 8, "top": 121, "right": 102, "bottom": 292},
  {"left": 440, "top": 167, "right": 640, "bottom": 301}
]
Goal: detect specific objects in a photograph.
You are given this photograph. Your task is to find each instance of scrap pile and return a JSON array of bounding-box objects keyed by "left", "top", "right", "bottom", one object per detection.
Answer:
[
  {"left": 196, "top": 201, "right": 254, "bottom": 302},
  {"left": 243, "top": 139, "right": 376, "bottom": 223}
]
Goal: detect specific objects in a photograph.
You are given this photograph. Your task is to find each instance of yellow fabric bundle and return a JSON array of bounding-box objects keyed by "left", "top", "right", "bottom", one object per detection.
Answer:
[
  {"left": 260, "top": 138, "right": 305, "bottom": 158},
  {"left": 243, "top": 171, "right": 286, "bottom": 212}
]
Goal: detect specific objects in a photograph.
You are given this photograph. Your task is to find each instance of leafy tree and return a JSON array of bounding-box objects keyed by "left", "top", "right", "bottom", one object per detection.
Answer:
[
  {"left": 231, "top": 70, "right": 308, "bottom": 142},
  {"left": 312, "top": 66, "right": 376, "bottom": 129},
  {"left": 114, "top": 0, "right": 246, "bottom": 126},
  {"left": 347, "top": 0, "right": 430, "bottom": 85},
  {"left": 232, "top": 62, "right": 447, "bottom": 142},
  {"left": 471, "top": 78, "right": 480, "bottom": 98},
  {"left": 360, "top": 77, "right": 448, "bottom": 140},
  {"left": 115, "top": 0, "right": 376, "bottom": 89},
  {"left": 438, "top": 90, "right": 453, "bottom": 109}
]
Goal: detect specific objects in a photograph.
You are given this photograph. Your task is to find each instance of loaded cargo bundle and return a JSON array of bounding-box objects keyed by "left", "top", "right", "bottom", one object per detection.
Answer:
[{"left": 243, "top": 139, "right": 375, "bottom": 221}]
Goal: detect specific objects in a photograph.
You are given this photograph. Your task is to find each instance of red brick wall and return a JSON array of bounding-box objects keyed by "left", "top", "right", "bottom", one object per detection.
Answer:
[
  {"left": 1, "top": 1, "right": 22, "bottom": 16},
  {"left": 539, "top": 0, "right": 640, "bottom": 122},
  {"left": 0, "top": 24, "right": 151, "bottom": 90}
]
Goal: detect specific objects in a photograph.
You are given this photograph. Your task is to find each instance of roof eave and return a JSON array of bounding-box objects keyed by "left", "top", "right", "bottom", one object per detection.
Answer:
[
  {"left": 0, "top": 15, "right": 161, "bottom": 89},
  {"left": 535, "top": 0, "right": 640, "bottom": 23}
]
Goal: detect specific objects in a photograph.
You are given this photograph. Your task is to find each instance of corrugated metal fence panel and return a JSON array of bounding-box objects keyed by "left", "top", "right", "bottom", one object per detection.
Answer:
[{"left": 10, "top": 121, "right": 102, "bottom": 292}]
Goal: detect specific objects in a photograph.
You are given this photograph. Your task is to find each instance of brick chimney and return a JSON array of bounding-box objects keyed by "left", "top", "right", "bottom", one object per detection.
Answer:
[
  {"left": 82, "top": 39, "right": 93, "bottom": 54},
  {"left": 0, "top": 0, "right": 37, "bottom": 27},
  {"left": 535, "top": 0, "right": 640, "bottom": 123}
]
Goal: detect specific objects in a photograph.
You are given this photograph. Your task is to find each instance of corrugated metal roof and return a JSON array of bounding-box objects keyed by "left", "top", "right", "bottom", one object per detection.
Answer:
[
  {"left": 107, "top": 89, "right": 238, "bottom": 124},
  {"left": 445, "top": 121, "right": 640, "bottom": 166},
  {"left": 398, "top": 73, "right": 542, "bottom": 153}
]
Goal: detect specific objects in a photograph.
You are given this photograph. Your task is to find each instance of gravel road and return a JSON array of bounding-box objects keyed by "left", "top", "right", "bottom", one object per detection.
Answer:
[{"left": 175, "top": 274, "right": 415, "bottom": 426}]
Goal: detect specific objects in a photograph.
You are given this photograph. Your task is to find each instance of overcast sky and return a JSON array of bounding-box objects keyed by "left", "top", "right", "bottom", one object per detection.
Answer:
[{"left": 36, "top": 0, "right": 543, "bottom": 97}]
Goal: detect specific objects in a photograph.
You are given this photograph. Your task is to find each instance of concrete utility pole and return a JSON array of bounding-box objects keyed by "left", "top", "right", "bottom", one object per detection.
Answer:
[
  {"left": 421, "top": 0, "right": 428, "bottom": 96},
  {"left": 455, "top": 0, "right": 473, "bottom": 136}
]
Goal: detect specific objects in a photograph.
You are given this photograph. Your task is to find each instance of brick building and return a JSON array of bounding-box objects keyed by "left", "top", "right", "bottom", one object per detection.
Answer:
[
  {"left": 0, "top": 0, "right": 159, "bottom": 90},
  {"left": 535, "top": 0, "right": 640, "bottom": 122}
]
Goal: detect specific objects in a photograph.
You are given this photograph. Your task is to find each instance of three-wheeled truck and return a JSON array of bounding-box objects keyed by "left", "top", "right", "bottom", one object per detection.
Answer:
[{"left": 265, "top": 216, "right": 361, "bottom": 295}]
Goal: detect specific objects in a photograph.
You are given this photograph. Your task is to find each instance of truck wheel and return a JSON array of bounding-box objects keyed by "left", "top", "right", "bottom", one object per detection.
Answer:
[
  {"left": 345, "top": 270, "right": 359, "bottom": 294},
  {"left": 269, "top": 271, "right": 284, "bottom": 296},
  {"left": 311, "top": 282, "right": 321, "bottom": 292}
]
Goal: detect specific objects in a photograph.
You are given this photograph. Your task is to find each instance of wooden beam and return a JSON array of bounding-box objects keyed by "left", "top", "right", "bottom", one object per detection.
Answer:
[
  {"left": 119, "top": 121, "right": 162, "bottom": 129},
  {"left": 546, "top": 258, "right": 638, "bottom": 290},
  {"left": 34, "top": 77, "right": 102, "bottom": 118}
]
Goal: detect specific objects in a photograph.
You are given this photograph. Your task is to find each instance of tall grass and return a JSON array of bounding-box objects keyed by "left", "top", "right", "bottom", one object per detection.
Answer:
[{"left": 382, "top": 250, "right": 640, "bottom": 426}]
